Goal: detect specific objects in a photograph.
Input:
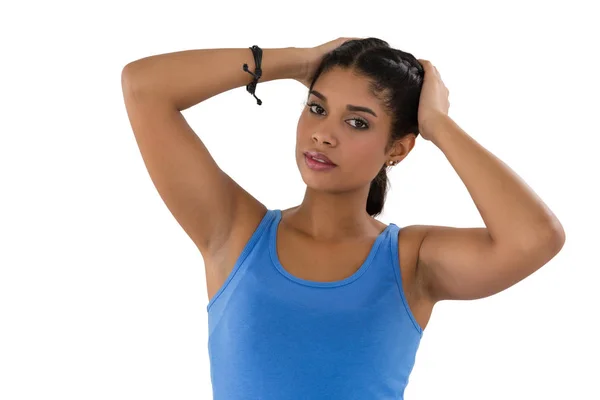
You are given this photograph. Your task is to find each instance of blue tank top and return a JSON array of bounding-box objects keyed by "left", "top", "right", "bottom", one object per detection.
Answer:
[{"left": 206, "top": 209, "right": 423, "bottom": 399}]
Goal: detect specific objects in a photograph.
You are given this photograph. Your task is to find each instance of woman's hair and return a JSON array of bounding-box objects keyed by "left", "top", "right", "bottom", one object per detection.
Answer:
[{"left": 306, "top": 38, "right": 424, "bottom": 218}]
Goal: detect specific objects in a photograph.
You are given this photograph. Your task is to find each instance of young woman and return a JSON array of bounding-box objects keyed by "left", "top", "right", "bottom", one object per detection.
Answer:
[{"left": 121, "top": 37, "right": 565, "bottom": 399}]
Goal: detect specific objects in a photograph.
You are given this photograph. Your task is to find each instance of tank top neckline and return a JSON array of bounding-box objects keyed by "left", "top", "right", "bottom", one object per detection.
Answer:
[{"left": 269, "top": 209, "right": 397, "bottom": 288}]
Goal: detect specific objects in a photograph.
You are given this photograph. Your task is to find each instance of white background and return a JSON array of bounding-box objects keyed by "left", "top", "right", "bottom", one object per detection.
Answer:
[{"left": 1, "top": 0, "right": 598, "bottom": 399}]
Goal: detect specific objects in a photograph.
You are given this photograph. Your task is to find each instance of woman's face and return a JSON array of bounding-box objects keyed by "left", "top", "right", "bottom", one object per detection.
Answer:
[{"left": 296, "top": 67, "right": 395, "bottom": 193}]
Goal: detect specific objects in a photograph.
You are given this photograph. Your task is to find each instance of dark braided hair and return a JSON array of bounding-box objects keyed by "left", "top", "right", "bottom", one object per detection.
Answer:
[{"left": 305, "top": 38, "right": 424, "bottom": 217}]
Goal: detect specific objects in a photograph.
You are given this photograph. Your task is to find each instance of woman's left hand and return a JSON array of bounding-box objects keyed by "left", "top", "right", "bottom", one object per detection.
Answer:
[
  {"left": 416, "top": 59, "right": 450, "bottom": 141},
  {"left": 296, "top": 37, "right": 362, "bottom": 88}
]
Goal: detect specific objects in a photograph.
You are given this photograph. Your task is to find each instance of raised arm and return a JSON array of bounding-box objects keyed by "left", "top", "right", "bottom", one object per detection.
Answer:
[
  {"left": 411, "top": 60, "right": 565, "bottom": 303},
  {"left": 415, "top": 116, "right": 565, "bottom": 302},
  {"left": 120, "top": 46, "right": 306, "bottom": 258}
]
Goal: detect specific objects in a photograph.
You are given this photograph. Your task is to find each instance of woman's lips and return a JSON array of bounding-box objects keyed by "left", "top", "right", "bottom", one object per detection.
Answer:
[
  {"left": 304, "top": 151, "right": 336, "bottom": 165},
  {"left": 304, "top": 154, "right": 338, "bottom": 171}
]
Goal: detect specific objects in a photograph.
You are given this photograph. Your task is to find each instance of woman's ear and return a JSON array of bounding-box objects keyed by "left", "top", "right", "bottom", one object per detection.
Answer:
[{"left": 389, "top": 134, "right": 416, "bottom": 160}]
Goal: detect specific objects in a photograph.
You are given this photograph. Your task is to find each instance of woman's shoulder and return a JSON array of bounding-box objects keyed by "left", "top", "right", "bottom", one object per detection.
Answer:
[{"left": 395, "top": 224, "right": 431, "bottom": 276}]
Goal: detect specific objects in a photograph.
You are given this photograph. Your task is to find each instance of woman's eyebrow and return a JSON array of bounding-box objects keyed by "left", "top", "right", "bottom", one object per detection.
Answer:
[{"left": 309, "top": 90, "right": 378, "bottom": 118}]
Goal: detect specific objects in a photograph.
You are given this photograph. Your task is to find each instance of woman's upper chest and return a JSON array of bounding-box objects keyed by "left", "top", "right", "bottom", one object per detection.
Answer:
[{"left": 275, "top": 220, "right": 422, "bottom": 290}]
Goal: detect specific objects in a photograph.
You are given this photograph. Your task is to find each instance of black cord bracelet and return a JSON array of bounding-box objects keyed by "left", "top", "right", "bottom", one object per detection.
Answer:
[{"left": 242, "top": 45, "right": 263, "bottom": 105}]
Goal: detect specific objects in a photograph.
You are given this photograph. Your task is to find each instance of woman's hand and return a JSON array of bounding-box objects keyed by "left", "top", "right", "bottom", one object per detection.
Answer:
[
  {"left": 295, "top": 37, "right": 362, "bottom": 88},
  {"left": 416, "top": 59, "right": 451, "bottom": 141}
]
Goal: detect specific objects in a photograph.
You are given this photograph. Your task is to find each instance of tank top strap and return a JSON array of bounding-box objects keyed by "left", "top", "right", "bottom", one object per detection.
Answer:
[
  {"left": 368, "top": 220, "right": 401, "bottom": 281},
  {"left": 385, "top": 222, "right": 424, "bottom": 336}
]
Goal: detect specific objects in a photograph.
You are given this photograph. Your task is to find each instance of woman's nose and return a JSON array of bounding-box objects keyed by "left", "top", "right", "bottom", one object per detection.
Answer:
[{"left": 311, "top": 131, "right": 337, "bottom": 146}]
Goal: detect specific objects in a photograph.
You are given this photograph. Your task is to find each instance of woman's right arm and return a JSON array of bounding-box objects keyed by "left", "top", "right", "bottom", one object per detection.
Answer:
[
  {"left": 122, "top": 46, "right": 307, "bottom": 110},
  {"left": 120, "top": 47, "right": 306, "bottom": 257}
]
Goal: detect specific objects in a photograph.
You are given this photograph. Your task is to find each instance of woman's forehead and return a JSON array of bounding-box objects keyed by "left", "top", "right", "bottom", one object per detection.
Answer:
[{"left": 312, "top": 70, "right": 380, "bottom": 105}]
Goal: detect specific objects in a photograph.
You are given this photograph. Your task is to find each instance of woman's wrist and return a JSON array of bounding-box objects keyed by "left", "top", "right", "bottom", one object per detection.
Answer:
[{"left": 262, "top": 47, "right": 309, "bottom": 83}]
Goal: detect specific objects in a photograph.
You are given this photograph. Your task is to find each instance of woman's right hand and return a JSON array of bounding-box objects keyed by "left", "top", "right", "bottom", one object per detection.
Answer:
[{"left": 295, "top": 37, "right": 362, "bottom": 88}]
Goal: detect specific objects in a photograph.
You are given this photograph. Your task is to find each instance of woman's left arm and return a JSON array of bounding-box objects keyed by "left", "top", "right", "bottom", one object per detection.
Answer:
[
  {"left": 415, "top": 114, "right": 566, "bottom": 302},
  {"left": 412, "top": 60, "right": 565, "bottom": 302}
]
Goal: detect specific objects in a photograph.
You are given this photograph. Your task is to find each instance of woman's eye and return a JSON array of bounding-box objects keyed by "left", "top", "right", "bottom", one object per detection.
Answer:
[
  {"left": 307, "top": 103, "right": 369, "bottom": 130},
  {"left": 308, "top": 103, "right": 324, "bottom": 114},
  {"left": 350, "top": 119, "right": 367, "bottom": 129}
]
